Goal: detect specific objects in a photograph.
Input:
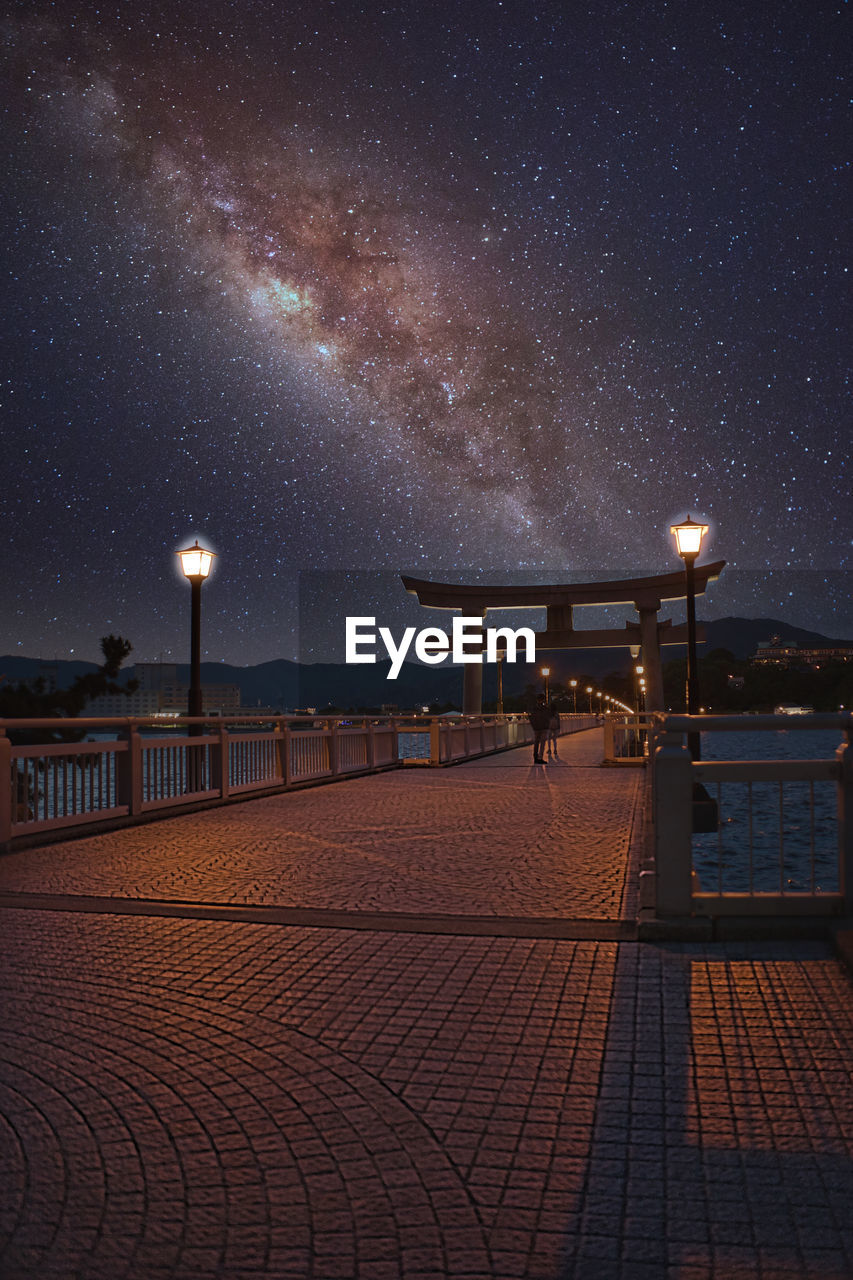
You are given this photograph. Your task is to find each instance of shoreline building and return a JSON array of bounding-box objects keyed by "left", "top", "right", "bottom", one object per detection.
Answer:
[
  {"left": 751, "top": 635, "right": 853, "bottom": 670},
  {"left": 85, "top": 661, "right": 241, "bottom": 717}
]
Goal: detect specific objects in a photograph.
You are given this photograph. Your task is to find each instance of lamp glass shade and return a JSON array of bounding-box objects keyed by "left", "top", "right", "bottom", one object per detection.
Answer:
[
  {"left": 541, "top": 667, "right": 550, "bottom": 677},
  {"left": 177, "top": 540, "right": 215, "bottom": 580},
  {"left": 670, "top": 515, "right": 708, "bottom": 558}
]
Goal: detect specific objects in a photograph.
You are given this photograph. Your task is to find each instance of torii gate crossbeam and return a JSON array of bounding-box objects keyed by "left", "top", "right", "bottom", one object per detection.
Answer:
[{"left": 401, "top": 561, "right": 725, "bottom": 714}]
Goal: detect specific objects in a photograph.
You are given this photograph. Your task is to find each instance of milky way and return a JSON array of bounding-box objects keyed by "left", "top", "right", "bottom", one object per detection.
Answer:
[{"left": 2, "top": 1, "right": 850, "bottom": 662}]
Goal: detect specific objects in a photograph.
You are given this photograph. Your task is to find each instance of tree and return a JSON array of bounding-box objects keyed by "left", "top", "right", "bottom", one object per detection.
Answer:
[{"left": 0, "top": 635, "right": 137, "bottom": 743}]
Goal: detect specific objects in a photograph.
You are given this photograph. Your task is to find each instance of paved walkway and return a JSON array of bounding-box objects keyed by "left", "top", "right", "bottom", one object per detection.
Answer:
[
  {"left": 0, "top": 731, "right": 639, "bottom": 923},
  {"left": 1, "top": 730, "right": 852, "bottom": 1279}
]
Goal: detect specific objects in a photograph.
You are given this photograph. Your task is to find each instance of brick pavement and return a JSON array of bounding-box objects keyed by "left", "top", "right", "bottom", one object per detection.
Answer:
[
  {"left": 2, "top": 735, "right": 853, "bottom": 1279},
  {"left": 0, "top": 729, "right": 639, "bottom": 921}
]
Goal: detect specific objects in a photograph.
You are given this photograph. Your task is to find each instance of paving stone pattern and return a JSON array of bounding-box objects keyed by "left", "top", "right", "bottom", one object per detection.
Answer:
[
  {"left": 2, "top": 913, "right": 853, "bottom": 1279},
  {"left": 2, "top": 736, "right": 853, "bottom": 1278},
  {"left": 0, "top": 731, "right": 638, "bottom": 920}
]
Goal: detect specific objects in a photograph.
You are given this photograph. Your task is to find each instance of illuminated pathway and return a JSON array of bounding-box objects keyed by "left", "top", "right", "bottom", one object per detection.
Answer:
[{"left": 1, "top": 731, "right": 852, "bottom": 1278}]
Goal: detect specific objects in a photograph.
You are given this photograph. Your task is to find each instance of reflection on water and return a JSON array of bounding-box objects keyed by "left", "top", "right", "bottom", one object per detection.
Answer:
[
  {"left": 692, "top": 729, "right": 843, "bottom": 893},
  {"left": 397, "top": 731, "right": 431, "bottom": 759}
]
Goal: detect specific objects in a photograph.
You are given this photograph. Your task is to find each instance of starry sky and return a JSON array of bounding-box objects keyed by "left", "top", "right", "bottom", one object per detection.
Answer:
[{"left": 3, "top": 0, "right": 850, "bottom": 666}]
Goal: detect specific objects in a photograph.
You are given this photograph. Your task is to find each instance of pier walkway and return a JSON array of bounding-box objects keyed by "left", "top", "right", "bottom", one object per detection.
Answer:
[{"left": 1, "top": 729, "right": 852, "bottom": 1278}]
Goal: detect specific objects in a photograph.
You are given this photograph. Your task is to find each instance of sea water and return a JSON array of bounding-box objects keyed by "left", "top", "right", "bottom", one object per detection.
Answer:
[{"left": 692, "top": 729, "right": 845, "bottom": 893}]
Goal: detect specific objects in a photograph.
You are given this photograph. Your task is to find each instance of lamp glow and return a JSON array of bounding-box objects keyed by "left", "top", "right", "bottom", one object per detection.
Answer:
[
  {"left": 670, "top": 515, "right": 709, "bottom": 560},
  {"left": 177, "top": 540, "right": 216, "bottom": 581}
]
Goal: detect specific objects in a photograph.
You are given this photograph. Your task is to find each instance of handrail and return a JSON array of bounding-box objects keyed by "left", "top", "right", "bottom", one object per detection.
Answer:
[{"left": 654, "top": 711, "right": 852, "bottom": 733}]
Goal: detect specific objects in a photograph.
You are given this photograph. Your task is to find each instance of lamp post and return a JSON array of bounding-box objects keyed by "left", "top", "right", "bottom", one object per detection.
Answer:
[
  {"left": 569, "top": 679, "right": 577, "bottom": 714},
  {"left": 586, "top": 685, "right": 593, "bottom": 714},
  {"left": 541, "top": 666, "right": 550, "bottom": 701},
  {"left": 670, "top": 515, "right": 709, "bottom": 759},
  {"left": 177, "top": 539, "right": 216, "bottom": 729}
]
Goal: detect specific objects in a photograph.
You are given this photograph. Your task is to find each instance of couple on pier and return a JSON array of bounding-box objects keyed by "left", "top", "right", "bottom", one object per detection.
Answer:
[{"left": 528, "top": 694, "right": 560, "bottom": 764}]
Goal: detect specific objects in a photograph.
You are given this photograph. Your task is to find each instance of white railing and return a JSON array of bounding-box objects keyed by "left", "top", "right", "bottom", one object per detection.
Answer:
[
  {"left": 603, "top": 713, "right": 654, "bottom": 764},
  {"left": 649, "top": 713, "right": 853, "bottom": 919},
  {"left": 0, "top": 712, "right": 599, "bottom": 847}
]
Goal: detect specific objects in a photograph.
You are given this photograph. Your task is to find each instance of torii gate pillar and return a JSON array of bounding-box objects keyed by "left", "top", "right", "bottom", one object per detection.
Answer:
[
  {"left": 638, "top": 601, "right": 665, "bottom": 712},
  {"left": 462, "top": 614, "right": 486, "bottom": 716}
]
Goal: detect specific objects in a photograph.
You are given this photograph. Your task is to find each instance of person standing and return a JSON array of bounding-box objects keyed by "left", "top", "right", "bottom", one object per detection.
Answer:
[
  {"left": 547, "top": 699, "right": 560, "bottom": 757},
  {"left": 528, "top": 694, "right": 551, "bottom": 764}
]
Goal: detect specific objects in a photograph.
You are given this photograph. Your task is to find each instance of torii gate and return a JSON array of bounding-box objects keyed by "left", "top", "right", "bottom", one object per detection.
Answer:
[{"left": 401, "top": 561, "right": 725, "bottom": 714}]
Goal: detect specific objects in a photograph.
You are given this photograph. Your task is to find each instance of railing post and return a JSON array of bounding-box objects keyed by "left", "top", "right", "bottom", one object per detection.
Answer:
[
  {"left": 653, "top": 731, "right": 694, "bottom": 916},
  {"left": 366, "top": 721, "right": 376, "bottom": 769},
  {"left": 603, "top": 718, "right": 615, "bottom": 762},
  {"left": 280, "top": 723, "right": 293, "bottom": 786},
  {"left": 329, "top": 720, "right": 340, "bottom": 776},
  {"left": 117, "top": 722, "right": 144, "bottom": 815},
  {"left": 213, "top": 723, "right": 230, "bottom": 798},
  {"left": 838, "top": 731, "right": 853, "bottom": 912},
  {"left": 429, "top": 717, "right": 440, "bottom": 766},
  {"left": 0, "top": 731, "right": 12, "bottom": 849}
]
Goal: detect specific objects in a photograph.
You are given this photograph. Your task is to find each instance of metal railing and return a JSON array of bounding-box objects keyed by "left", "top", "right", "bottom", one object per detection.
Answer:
[
  {"left": 0, "top": 712, "right": 598, "bottom": 848},
  {"left": 649, "top": 713, "right": 853, "bottom": 919}
]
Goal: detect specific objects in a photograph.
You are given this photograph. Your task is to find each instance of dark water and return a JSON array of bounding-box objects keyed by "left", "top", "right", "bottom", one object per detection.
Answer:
[{"left": 692, "top": 729, "right": 845, "bottom": 893}]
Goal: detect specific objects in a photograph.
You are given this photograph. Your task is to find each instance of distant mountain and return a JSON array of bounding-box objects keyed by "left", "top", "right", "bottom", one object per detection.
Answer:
[
  {"left": 701, "top": 617, "right": 852, "bottom": 660},
  {"left": 3, "top": 617, "right": 850, "bottom": 711},
  {"left": 0, "top": 657, "right": 102, "bottom": 688}
]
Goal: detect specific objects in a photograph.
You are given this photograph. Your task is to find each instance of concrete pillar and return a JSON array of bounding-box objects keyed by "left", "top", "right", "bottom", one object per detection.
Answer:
[
  {"left": 637, "top": 602, "right": 665, "bottom": 711},
  {"left": 653, "top": 732, "right": 694, "bottom": 916},
  {"left": 462, "top": 654, "right": 484, "bottom": 716}
]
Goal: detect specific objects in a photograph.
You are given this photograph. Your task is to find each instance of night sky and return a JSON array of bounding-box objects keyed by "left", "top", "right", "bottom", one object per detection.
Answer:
[{"left": 3, "top": 0, "right": 850, "bottom": 666}]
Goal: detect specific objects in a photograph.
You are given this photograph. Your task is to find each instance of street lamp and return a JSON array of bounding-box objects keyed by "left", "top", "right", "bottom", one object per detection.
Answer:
[
  {"left": 569, "top": 679, "right": 577, "bottom": 714},
  {"left": 586, "top": 685, "right": 593, "bottom": 714},
  {"left": 177, "top": 539, "right": 216, "bottom": 723},
  {"left": 670, "top": 515, "right": 709, "bottom": 758},
  {"left": 541, "top": 666, "right": 550, "bottom": 700}
]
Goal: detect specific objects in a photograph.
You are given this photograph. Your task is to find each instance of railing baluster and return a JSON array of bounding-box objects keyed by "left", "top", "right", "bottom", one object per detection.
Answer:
[
  {"left": 717, "top": 781, "right": 723, "bottom": 895},
  {"left": 810, "top": 779, "right": 816, "bottom": 891},
  {"left": 748, "top": 780, "right": 754, "bottom": 895},
  {"left": 779, "top": 780, "right": 784, "bottom": 893}
]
